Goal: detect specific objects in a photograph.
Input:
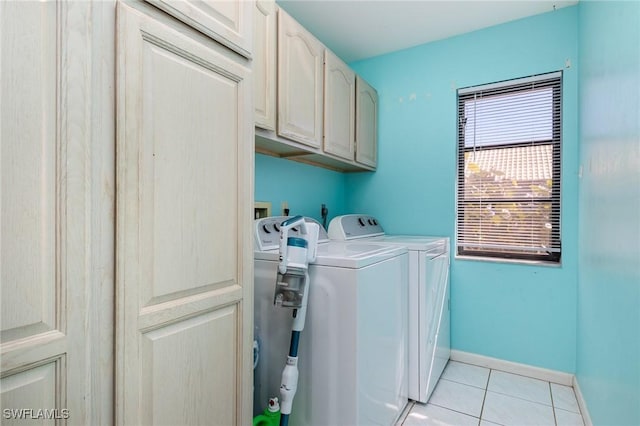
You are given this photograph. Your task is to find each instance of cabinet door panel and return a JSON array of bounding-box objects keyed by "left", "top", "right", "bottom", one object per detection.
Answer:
[
  {"left": 1, "top": 1, "right": 57, "bottom": 343},
  {"left": 116, "top": 3, "right": 253, "bottom": 425},
  {"left": 1, "top": 362, "right": 59, "bottom": 426},
  {"left": 148, "top": 0, "right": 252, "bottom": 58},
  {"left": 355, "top": 76, "right": 378, "bottom": 168},
  {"left": 324, "top": 49, "right": 355, "bottom": 160},
  {"left": 254, "top": 0, "right": 276, "bottom": 130},
  {"left": 277, "top": 9, "right": 323, "bottom": 148},
  {"left": 140, "top": 307, "right": 237, "bottom": 425}
]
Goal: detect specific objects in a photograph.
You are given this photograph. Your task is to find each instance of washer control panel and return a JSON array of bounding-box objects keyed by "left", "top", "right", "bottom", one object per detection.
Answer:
[
  {"left": 327, "top": 214, "right": 385, "bottom": 240},
  {"left": 254, "top": 216, "right": 328, "bottom": 251}
]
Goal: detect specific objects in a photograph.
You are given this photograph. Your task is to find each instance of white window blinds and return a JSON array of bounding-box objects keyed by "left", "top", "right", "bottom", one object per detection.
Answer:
[{"left": 456, "top": 72, "right": 562, "bottom": 262}]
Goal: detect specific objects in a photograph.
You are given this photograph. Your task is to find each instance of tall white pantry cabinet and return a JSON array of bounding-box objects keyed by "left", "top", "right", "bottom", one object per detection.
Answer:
[{"left": 0, "top": 1, "right": 254, "bottom": 425}]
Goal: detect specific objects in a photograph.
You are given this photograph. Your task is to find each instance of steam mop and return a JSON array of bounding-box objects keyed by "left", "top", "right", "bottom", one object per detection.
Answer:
[{"left": 272, "top": 216, "right": 319, "bottom": 426}]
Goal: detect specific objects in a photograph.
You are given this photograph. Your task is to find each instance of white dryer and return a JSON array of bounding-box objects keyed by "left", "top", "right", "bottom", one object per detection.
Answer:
[
  {"left": 253, "top": 216, "right": 409, "bottom": 426},
  {"left": 328, "top": 214, "right": 450, "bottom": 403}
]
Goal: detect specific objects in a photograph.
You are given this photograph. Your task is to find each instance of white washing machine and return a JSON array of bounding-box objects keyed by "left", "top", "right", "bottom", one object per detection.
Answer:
[
  {"left": 253, "top": 216, "right": 409, "bottom": 426},
  {"left": 328, "top": 214, "right": 450, "bottom": 403}
]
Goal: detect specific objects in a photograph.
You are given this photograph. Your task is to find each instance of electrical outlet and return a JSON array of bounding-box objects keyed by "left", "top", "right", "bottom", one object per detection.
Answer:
[{"left": 281, "top": 201, "right": 288, "bottom": 216}]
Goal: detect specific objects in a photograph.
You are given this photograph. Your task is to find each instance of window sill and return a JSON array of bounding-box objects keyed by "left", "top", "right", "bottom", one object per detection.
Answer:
[{"left": 454, "top": 254, "right": 562, "bottom": 267}]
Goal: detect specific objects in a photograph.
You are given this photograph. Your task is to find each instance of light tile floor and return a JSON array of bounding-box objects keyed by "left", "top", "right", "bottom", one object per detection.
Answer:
[{"left": 398, "top": 361, "right": 585, "bottom": 426}]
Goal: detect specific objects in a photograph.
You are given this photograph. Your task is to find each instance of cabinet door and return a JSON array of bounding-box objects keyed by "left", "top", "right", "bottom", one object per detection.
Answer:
[
  {"left": 254, "top": 0, "right": 276, "bottom": 130},
  {"left": 116, "top": 3, "right": 253, "bottom": 425},
  {"left": 277, "top": 8, "right": 324, "bottom": 148},
  {"left": 355, "top": 76, "right": 378, "bottom": 168},
  {"left": 324, "top": 49, "right": 355, "bottom": 160},
  {"left": 148, "top": 0, "right": 253, "bottom": 58},
  {"left": 1, "top": 2, "right": 114, "bottom": 424}
]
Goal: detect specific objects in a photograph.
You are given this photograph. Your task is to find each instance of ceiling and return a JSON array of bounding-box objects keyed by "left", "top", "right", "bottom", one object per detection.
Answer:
[{"left": 276, "top": 0, "right": 578, "bottom": 63}]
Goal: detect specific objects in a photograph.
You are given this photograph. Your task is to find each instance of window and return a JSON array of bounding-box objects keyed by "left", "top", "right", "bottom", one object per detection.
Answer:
[{"left": 456, "top": 72, "right": 562, "bottom": 263}]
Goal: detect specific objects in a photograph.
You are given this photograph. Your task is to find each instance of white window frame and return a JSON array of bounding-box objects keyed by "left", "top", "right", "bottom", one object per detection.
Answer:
[{"left": 455, "top": 72, "right": 562, "bottom": 264}]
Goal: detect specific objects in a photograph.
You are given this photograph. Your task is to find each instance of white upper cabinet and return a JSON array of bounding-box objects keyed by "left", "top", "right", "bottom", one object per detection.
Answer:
[
  {"left": 355, "top": 76, "right": 378, "bottom": 168},
  {"left": 147, "top": 0, "right": 253, "bottom": 58},
  {"left": 277, "top": 8, "right": 324, "bottom": 148},
  {"left": 254, "top": 5, "right": 378, "bottom": 171},
  {"left": 254, "top": 0, "right": 276, "bottom": 130},
  {"left": 324, "top": 49, "right": 355, "bottom": 161}
]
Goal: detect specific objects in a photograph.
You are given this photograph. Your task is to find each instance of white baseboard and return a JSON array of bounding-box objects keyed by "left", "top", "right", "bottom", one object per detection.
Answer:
[
  {"left": 450, "top": 350, "right": 574, "bottom": 386},
  {"left": 572, "top": 375, "right": 593, "bottom": 426}
]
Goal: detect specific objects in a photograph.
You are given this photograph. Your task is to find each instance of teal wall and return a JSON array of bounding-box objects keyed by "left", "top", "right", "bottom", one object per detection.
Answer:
[
  {"left": 576, "top": 1, "right": 640, "bottom": 425},
  {"left": 347, "top": 7, "right": 580, "bottom": 372},
  {"left": 254, "top": 153, "right": 348, "bottom": 224}
]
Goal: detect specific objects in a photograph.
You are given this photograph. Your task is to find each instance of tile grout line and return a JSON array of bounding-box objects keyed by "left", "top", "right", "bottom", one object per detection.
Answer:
[
  {"left": 484, "top": 388, "right": 555, "bottom": 407},
  {"left": 478, "top": 369, "right": 492, "bottom": 425},
  {"left": 426, "top": 402, "right": 482, "bottom": 423},
  {"left": 439, "top": 376, "right": 490, "bottom": 391},
  {"left": 550, "top": 381, "right": 559, "bottom": 426}
]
